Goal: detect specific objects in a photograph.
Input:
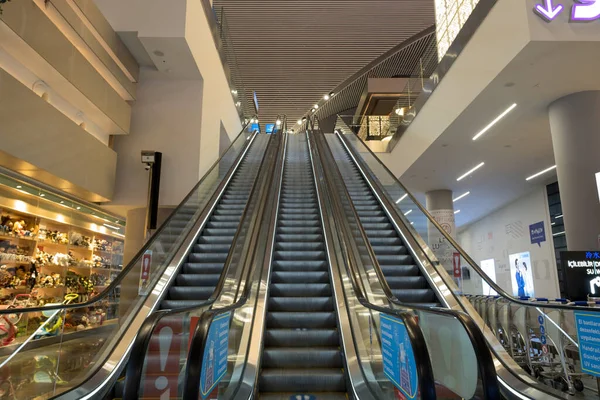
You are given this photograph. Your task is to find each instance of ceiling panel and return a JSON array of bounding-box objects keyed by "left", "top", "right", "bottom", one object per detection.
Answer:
[{"left": 213, "top": 0, "right": 435, "bottom": 125}]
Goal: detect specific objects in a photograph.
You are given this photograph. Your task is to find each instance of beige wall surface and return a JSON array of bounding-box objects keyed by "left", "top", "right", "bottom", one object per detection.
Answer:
[{"left": 0, "top": 69, "right": 117, "bottom": 201}]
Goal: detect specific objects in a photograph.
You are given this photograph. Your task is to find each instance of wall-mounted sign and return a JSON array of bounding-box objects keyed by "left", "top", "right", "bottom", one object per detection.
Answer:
[
  {"left": 509, "top": 251, "right": 535, "bottom": 298},
  {"left": 534, "top": 0, "right": 600, "bottom": 22},
  {"left": 561, "top": 251, "right": 600, "bottom": 300},
  {"left": 139, "top": 250, "right": 152, "bottom": 295},
  {"left": 574, "top": 311, "right": 600, "bottom": 377},
  {"left": 529, "top": 221, "right": 546, "bottom": 247}
]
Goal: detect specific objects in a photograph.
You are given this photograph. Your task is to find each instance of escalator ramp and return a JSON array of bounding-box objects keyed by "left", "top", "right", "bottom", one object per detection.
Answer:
[
  {"left": 161, "top": 136, "right": 268, "bottom": 309},
  {"left": 259, "top": 134, "right": 347, "bottom": 400},
  {"left": 329, "top": 136, "right": 439, "bottom": 307}
]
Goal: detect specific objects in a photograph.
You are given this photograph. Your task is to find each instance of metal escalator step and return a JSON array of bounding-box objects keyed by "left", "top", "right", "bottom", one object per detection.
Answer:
[
  {"left": 275, "top": 234, "right": 323, "bottom": 242},
  {"left": 368, "top": 237, "right": 402, "bottom": 246},
  {"left": 376, "top": 254, "right": 415, "bottom": 265},
  {"left": 262, "top": 348, "right": 342, "bottom": 368},
  {"left": 194, "top": 243, "right": 232, "bottom": 253},
  {"left": 385, "top": 276, "right": 428, "bottom": 289},
  {"left": 364, "top": 229, "right": 396, "bottom": 237},
  {"left": 168, "top": 286, "right": 215, "bottom": 300},
  {"left": 259, "top": 369, "right": 346, "bottom": 392},
  {"left": 279, "top": 220, "right": 320, "bottom": 227},
  {"left": 176, "top": 274, "right": 221, "bottom": 286},
  {"left": 391, "top": 288, "right": 438, "bottom": 303},
  {"left": 199, "top": 235, "right": 235, "bottom": 244},
  {"left": 182, "top": 263, "right": 224, "bottom": 274},
  {"left": 277, "top": 227, "right": 321, "bottom": 235},
  {"left": 270, "top": 283, "right": 331, "bottom": 297},
  {"left": 358, "top": 216, "right": 388, "bottom": 223},
  {"left": 274, "top": 251, "right": 326, "bottom": 261},
  {"left": 264, "top": 329, "right": 339, "bottom": 347},
  {"left": 271, "top": 271, "right": 329, "bottom": 284},
  {"left": 266, "top": 312, "right": 337, "bottom": 329},
  {"left": 272, "top": 260, "right": 327, "bottom": 271},
  {"left": 204, "top": 228, "right": 237, "bottom": 236},
  {"left": 371, "top": 245, "right": 408, "bottom": 255},
  {"left": 275, "top": 242, "right": 324, "bottom": 252},
  {"left": 211, "top": 214, "right": 242, "bottom": 221},
  {"left": 268, "top": 297, "right": 333, "bottom": 312},
  {"left": 188, "top": 252, "right": 228, "bottom": 263},
  {"left": 380, "top": 264, "right": 421, "bottom": 276},
  {"left": 280, "top": 214, "right": 319, "bottom": 221}
]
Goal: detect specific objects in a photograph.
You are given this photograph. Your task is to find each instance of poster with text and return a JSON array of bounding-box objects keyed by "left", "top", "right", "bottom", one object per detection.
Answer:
[
  {"left": 427, "top": 209, "right": 456, "bottom": 274},
  {"left": 509, "top": 251, "right": 534, "bottom": 297},
  {"left": 480, "top": 259, "right": 497, "bottom": 296}
]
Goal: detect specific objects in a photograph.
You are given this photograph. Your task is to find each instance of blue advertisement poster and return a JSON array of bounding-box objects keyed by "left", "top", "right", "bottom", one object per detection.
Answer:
[
  {"left": 574, "top": 311, "right": 600, "bottom": 377},
  {"left": 200, "top": 312, "right": 231, "bottom": 399},
  {"left": 380, "top": 314, "right": 419, "bottom": 399}
]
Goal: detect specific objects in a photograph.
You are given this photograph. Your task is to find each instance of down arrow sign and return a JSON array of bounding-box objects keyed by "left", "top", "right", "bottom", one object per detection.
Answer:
[{"left": 534, "top": 0, "right": 564, "bottom": 21}]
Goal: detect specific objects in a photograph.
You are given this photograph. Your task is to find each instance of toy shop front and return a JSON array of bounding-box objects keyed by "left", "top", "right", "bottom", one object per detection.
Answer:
[{"left": 0, "top": 171, "right": 125, "bottom": 347}]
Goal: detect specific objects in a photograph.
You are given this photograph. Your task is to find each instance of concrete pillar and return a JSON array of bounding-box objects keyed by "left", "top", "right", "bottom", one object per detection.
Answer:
[
  {"left": 425, "top": 189, "right": 456, "bottom": 274},
  {"left": 548, "top": 91, "right": 600, "bottom": 251}
]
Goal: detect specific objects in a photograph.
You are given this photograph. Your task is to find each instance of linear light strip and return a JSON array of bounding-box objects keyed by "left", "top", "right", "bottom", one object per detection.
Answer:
[
  {"left": 553, "top": 231, "right": 565, "bottom": 237},
  {"left": 453, "top": 191, "right": 470, "bottom": 202},
  {"left": 457, "top": 162, "right": 485, "bottom": 181},
  {"left": 472, "top": 103, "right": 517, "bottom": 141},
  {"left": 396, "top": 194, "right": 408, "bottom": 204},
  {"left": 526, "top": 165, "right": 556, "bottom": 181},
  {"left": 454, "top": 210, "right": 461, "bottom": 214},
  {"left": 404, "top": 209, "right": 413, "bottom": 216}
]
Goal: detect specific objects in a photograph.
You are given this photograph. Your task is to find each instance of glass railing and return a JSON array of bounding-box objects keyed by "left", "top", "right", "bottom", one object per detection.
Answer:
[
  {"left": 0, "top": 122, "right": 262, "bottom": 399},
  {"left": 311, "top": 125, "right": 499, "bottom": 399},
  {"left": 332, "top": 115, "right": 600, "bottom": 398},
  {"left": 122, "top": 129, "right": 281, "bottom": 400}
]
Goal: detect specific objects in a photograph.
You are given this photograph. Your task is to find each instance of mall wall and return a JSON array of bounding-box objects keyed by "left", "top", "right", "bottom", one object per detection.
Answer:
[{"left": 458, "top": 186, "right": 561, "bottom": 298}]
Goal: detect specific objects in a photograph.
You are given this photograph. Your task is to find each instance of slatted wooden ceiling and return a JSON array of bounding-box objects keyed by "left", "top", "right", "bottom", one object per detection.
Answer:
[{"left": 213, "top": 0, "right": 435, "bottom": 126}]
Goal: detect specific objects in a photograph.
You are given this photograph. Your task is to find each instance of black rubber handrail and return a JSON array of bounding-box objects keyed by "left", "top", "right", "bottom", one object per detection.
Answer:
[
  {"left": 122, "top": 130, "right": 279, "bottom": 399},
  {"left": 0, "top": 121, "right": 259, "bottom": 315},
  {"left": 311, "top": 117, "right": 500, "bottom": 399},
  {"left": 335, "top": 116, "right": 600, "bottom": 313},
  {"left": 307, "top": 124, "right": 437, "bottom": 400}
]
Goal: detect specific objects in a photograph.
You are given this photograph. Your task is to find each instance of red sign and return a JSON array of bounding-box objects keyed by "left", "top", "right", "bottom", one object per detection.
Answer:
[
  {"left": 139, "top": 250, "right": 152, "bottom": 295},
  {"left": 453, "top": 252, "right": 461, "bottom": 278},
  {"left": 143, "top": 319, "right": 183, "bottom": 398}
]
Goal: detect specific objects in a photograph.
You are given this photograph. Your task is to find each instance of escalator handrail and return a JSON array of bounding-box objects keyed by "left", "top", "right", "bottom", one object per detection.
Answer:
[
  {"left": 122, "top": 131, "right": 276, "bottom": 398},
  {"left": 183, "top": 124, "right": 287, "bottom": 400},
  {"left": 307, "top": 125, "right": 437, "bottom": 400},
  {"left": 0, "top": 122, "right": 257, "bottom": 315},
  {"left": 334, "top": 116, "right": 600, "bottom": 313},
  {"left": 311, "top": 118, "right": 500, "bottom": 399}
]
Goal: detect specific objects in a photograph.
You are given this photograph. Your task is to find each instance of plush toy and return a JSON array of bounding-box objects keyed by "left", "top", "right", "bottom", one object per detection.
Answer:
[
  {"left": 70, "top": 232, "right": 91, "bottom": 248},
  {"left": 28, "top": 263, "right": 38, "bottom": 290},
  {"left": 51, "top": 252, "right": 70, "bottom": 267},
  {"left": 0, "top": 216, "right": 10, "bottom": 235}
]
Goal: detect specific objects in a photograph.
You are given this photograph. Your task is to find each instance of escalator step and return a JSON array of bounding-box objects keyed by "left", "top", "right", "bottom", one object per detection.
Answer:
[
  {"left": 266, "top": 312, "right": 337, "bottom": 329},
  {"left": 259, "top": 369, "right": 346, "bottom": 392},
  {"left": 268, "top": 297, "right": 333, "bottom": 312},
  {"left": 262, "top": 348, "right": 342, "bottom": 368},
  {"left": 264, "top": 329, "right": 340, "bottom": 347}
]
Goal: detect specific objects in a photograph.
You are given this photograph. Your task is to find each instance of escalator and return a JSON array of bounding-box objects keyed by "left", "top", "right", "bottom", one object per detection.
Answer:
[
  {"left": 326, "top": 136, "right": 439, "bottom": 307},
  {"left": 162, "top": 138, "right": 268, "bottom": 309},
  {"left": 258, "top": 134, "right": 347, "bottom": 399}
]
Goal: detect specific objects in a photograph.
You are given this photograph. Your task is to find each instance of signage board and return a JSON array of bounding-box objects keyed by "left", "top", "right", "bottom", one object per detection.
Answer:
[
  {"left": 139, "top": 250, "right": 152, "bottom": 295},
  {"left": 509, "top": 251, "right": 535, "bottom": 297},
  {"left": 381, "top": 314, "right": 418, "bottom": 399},
  {"left": 265, "top": 124, "right": 275, "bottom": 134},
  {"left": 561, "top": 251, "right": 600, "bottom": 301},
  {"left": 534, "top": 0, "right": 600, "bottom": 22},
  {"left": 574, "top": 311, "right": 600, "bottom": 377},
  {"left": 529, "top": 221, "right": 546, "bottom": 247},
  {"left": 200, "top": 312, "right": 231, "bottom": 399}
]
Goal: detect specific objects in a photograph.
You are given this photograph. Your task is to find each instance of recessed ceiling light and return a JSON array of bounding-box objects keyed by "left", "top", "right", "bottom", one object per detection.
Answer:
[
  {"left": 40, "top": 193, "right": 45, "bottom": 197},
  {"left": 410, "top": 222, "right": 414, "bottom": 225},
  {"left": 60, "top": 201, "right": 64, "bottom": 204},
  {"left": 404, "top": 209, "right": 413, "bottom": 216},
  {"left": 454, "top": 210, "right": 461, "bottom": 214},
  {"left": 472, "top": 103, "right": 517, "bottom": 141},
  {"left": 526, "top": 165, "right": 557, "bottom": 181},
  {"left": 314, "top": 104, "right": 319, "bottom": 109},
  {"left": 457, "top": 162, "right": 485, "bottom": 181},
  {"left": 311, "top": 108, "right": 316, "bottom": 113},
  {"left": 276, "top": 119, "right": 282, "bottom": 126},
  {"left": 76, "top": 206, "right": 81, "bottom": 210},
  {"left": 297, "top": 119, "right": 302, "bottom": 125},
  {"left": 395, "top": 194, "right": 408, "bottom": 204},
  {"left": 453, "top": 191, "right": 470, "bottom": 202},
  {"left": 16, "top": 185, "right": 21, "bottom": 189},
  {"left": 323, "top": 94, "right": 330, "bottom": 100}
]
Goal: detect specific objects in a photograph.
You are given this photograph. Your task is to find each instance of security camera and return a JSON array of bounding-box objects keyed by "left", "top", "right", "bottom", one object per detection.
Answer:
[{"left": 144, "top": 164, "right": 151, "bottom": 171}]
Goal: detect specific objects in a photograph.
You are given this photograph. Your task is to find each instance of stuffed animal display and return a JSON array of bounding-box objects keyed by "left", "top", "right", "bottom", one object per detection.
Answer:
[{"left": 0, "top": 215, "right": 37, "bottom": 238}]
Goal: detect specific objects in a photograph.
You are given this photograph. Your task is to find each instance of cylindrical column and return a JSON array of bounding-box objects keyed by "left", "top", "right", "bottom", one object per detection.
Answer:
[
  {"left": 425, "top": 190, "right": 456, "bottom": 275},
  {"left": 549, "top": 91, "right": 600, "bottom": 251}
]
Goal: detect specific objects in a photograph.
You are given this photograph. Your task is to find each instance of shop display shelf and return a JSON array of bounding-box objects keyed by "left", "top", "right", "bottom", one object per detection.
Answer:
[{"left": 0, "top": 234, "right": 37, "bottom": 242}]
